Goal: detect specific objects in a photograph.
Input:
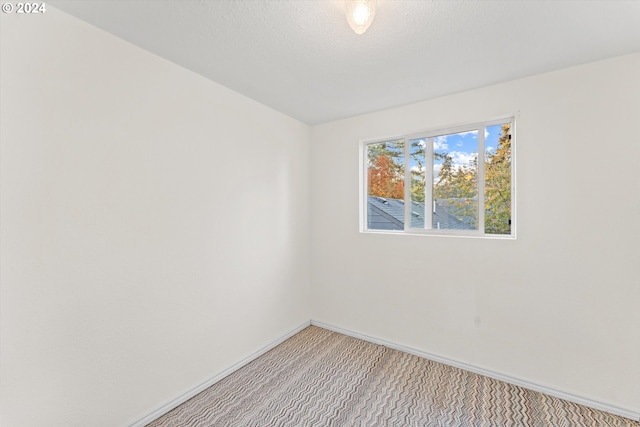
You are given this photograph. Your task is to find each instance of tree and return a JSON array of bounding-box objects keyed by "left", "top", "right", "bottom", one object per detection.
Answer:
[
  {"left": 432, "top": 152, "right": 478, "bottom": 227},
  {"left": 410, "top": 141, "right": 426, "bottom": 202},
  {"left": 367, "top": 142, "right": 404, "bottom": 199},
  {"left": 433, "top": 153, "right": 477, "bottom": 199},
  {"left": 484, "top": 123, "right": 511, "bottom": 234}
]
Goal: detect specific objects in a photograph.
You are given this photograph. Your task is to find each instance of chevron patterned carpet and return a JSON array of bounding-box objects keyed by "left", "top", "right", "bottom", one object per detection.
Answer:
[{"left": 147, "top": 326, "right": 639, "bottom": 426}]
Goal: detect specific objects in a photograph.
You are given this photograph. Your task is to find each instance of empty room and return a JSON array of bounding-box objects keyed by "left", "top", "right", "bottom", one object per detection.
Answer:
[{"left": 1, "top": 1, "right": 639, "bottom": 426}]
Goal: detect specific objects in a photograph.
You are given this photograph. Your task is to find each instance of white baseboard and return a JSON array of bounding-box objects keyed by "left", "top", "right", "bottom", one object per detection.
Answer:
[
  {"left": 310, "top": 319, "right": 640, "bottom": 422},
  {"left": 127, "top": 318, "right": 638, "bottom": 425},
  {"left": 128, "top": 320, "right": 311, "bottom": 427}
]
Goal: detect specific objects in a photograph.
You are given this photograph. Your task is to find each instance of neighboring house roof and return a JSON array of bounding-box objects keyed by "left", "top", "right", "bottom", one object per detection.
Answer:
[
  {"left": 367, "top": 196, "right": 475, "bottom": 231},
  {"left": 367, "top": 197, "right": 405, "bottom": 230}
]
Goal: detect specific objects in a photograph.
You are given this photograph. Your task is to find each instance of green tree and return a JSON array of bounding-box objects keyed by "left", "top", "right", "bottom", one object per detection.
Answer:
[
  {"left": 409, "top": 141, "right": 426, "bottom": 203},
  {"left": 484, "top": 123, "right": 511, "bottom": 234},
  {"left": 433, "top": 152, "right": 478, "bottom": 227},
  {"left": 433, "top": 153, "right": 477, "bottom": 199}
]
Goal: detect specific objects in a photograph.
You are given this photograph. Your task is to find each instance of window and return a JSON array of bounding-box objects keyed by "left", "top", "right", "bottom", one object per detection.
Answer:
[{"left": 362, "top": 118, "right": 514, "bottom": 237}]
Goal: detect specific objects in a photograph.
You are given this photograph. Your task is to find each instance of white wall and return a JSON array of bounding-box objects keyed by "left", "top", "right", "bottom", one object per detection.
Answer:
[
  {"left": 2, "top": 5, "right": 638, "bottom": 426},
  {"left": 1, "top": 8, "right": 309, "bottom": 427},
  {"left": 311, "top": 54, "right": 640, "bottom": 413}
]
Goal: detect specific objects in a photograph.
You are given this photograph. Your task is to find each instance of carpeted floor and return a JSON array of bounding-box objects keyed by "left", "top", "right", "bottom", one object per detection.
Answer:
[{"left": 147, "top": 326, "right": 639, "bottom": 426}]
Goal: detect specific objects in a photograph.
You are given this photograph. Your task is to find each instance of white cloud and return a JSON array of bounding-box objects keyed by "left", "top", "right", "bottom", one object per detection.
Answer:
[
  {"left": 455, "top": 130, "right": 478, "bottom": 139},
  {"left": 450, "top": 151, "right": 477, "bottom": 168},
  {"left": 412, "top": 139, "right": 426, "bottom": 148},
  {"left": 433, "top": 136, "right": 448, "bottom": 150}
]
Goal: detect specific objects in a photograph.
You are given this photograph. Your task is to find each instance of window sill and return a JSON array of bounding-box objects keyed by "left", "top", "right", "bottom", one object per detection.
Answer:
[{"left": 361, "top": 229, "right": 516, "bottom": 240}]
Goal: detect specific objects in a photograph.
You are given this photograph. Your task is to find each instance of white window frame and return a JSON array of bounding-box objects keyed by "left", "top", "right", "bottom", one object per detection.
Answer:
[{"left": 360, "top": 117, "right": 516, "bottom": 239}]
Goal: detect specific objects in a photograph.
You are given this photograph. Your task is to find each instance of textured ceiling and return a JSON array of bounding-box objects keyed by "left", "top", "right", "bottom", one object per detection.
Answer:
[{"left": 49, "top": 0, "right": 640, "bottom": 125}]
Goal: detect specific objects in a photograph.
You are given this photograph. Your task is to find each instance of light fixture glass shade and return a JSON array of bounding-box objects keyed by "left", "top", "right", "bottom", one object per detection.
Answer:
[{"left": 345, "top": 0, "right": 377, "bottom": 35}]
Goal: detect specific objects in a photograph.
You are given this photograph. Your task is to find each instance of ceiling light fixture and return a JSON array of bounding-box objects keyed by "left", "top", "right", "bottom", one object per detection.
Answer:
[{"left": 345, "top": 0, "right": 377, "bottom": 35}]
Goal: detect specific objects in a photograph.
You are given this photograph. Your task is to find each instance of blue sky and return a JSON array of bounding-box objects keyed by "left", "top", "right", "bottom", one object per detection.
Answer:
[
  {"left": 433, "top": 130, "right": 478, "bottom": 172},
  {"left": 485, "top": 124, "right": 502, "bottom": 153},
  {"left": 373, "top": 123, "right": 506, "bottom": 178},
  {"left": 407, "top": 123, "right": 506, "bottom": 184}
]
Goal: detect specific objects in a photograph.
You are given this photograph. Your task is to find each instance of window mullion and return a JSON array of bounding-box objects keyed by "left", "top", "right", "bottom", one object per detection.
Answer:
[{"left": 425, "top": 137, "right": 433, "bottom": 229}]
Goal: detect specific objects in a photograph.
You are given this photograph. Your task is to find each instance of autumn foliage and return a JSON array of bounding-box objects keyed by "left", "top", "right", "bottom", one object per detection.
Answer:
[{"left": 367, "top": 154, "right": 404, "bottom": 199}]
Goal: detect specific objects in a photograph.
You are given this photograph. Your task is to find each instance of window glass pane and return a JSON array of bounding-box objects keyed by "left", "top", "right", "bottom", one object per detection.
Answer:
[
  {"left": 366, "top": 140, "right": 405, "bottom": 230},
  {"left": 433, "top": 131, "right": 478, "bottom": 230},
  {"left": 484, "top": 123, "right": 512, "bottom": 234},
  {"left": 409, "top": 138, "right": 427, "bottom": 228}
]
